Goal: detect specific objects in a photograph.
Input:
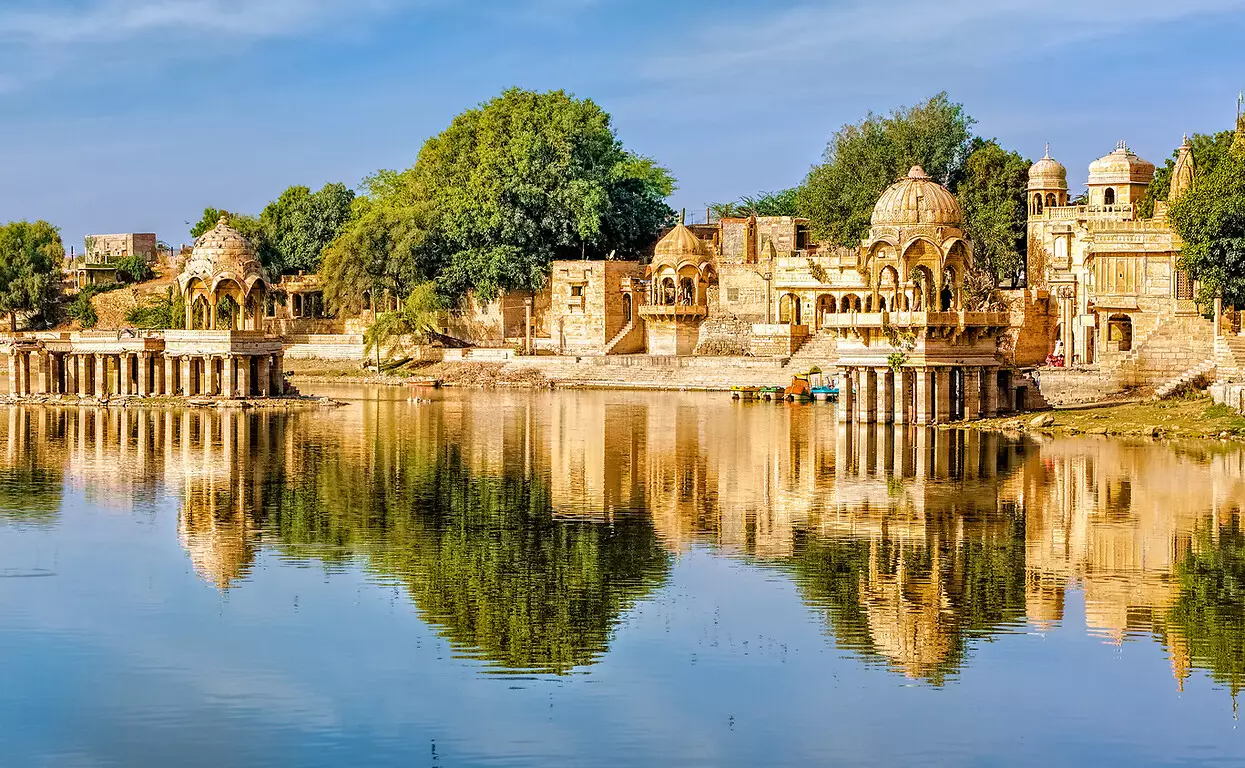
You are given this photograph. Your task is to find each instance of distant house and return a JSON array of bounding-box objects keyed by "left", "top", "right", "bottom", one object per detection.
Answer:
[{"left": 68, "top": 233, "right": 158, "bottom": 289}]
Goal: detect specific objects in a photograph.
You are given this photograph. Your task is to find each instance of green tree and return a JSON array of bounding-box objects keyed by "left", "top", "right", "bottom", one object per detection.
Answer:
[
  {"left": 710, "top": 188, "right": 799, "bottom": 220},
  {"left": 279, "top": 182, "right": 356, "bottom": 274},
  {"left": 363, "top": 282, "right": 446, "bottom": 363},
  {"left": 114, "top": 253, "right": 154, "bottom": 284},
  {"left": 1168, "top": 137, "right": 1245, "bottom": 306},
  {"left": 954, "top": 139, "right": 1031, "bottom": 285},
  {"left": 1138, "top": 131, "right": 1236, "bottom": 219},
  {"left": 320, "top": 190, "right": 431, "bottom": 317},
  {"left": 330, "top": 89, "right": 675, "bottom": 305},
  {"left": 0, "top": 220, "right": 65, "bottom": 331},
  {"left": 1166, "top": 517, "right": 1245, "bottom": 697},
  {"left": 125, "top": 287, "right": 184, "bottom": 329},
  {"left": 189, "top": 207, "right": 265, "bottom": 248},
  {"left": 797, "top": 93, "right": 975, "bottom": 247}
]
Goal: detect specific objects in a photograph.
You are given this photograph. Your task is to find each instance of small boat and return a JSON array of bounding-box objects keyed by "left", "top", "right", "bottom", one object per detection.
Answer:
[
  {"left": 759, "top": 386, "right": 784, "bottom": 401},
  {"left": 731, "top": 386, "right": 762, "bottom": 401},
  {"left": 811, "top": 385, "right": 839, "bottom": 402}
]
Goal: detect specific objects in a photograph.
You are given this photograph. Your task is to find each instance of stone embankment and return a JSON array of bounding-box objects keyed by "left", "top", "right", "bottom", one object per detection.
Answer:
[
  {"left": 968, "top": 396, "right": 1245, "bottom": 441},
  {"left": 288, "top": 355, "right": 794, "bottom": 391},
  {"left": 0, "top": 391, "right": 346, "bottom": 410}
]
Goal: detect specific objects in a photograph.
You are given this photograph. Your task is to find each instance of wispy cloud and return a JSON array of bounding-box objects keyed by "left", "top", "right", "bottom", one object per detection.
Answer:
[{"left": 646, "top": 0, "right": 1245, "bottom": 92}]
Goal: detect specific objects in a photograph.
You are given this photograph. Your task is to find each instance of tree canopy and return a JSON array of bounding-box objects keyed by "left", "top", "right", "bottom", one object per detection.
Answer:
[
  {"left": 321, "top": 88, "right": 675, "bottom": 307},
  {"left": 797, "top": 93, "right": 977, "bottom": 248},
  {"left": 1168, "top": 127, "right": 1245, "bottom": 306},
  {"left": 1139, "top": 130, "right": 1237, "bottom": 219},
  {"left": 0, "top": 220, "right": 65, "bottom": 331},
  {"left": 956, "top": 139, "right": 1031, "bottom": 284},
  {"left": 710, "top": 189, "right": 799, "bottom": 220},
  {"left": 189, "top": 182, "right": 356, "bottom": 276}
]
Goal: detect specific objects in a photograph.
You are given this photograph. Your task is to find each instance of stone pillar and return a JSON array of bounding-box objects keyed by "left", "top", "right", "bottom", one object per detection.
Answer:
[
  {"left": 895, "top": 369, "right": 912, "bottom": 426},
  {"left": 257, "top": 355, "right": 271, "bottom": 397},
  {"left": 138, "top": 353, "right": 150, "bottom": 397},
  {"left": 118, "top": 353, "right": 131, "bottom": 396},
  {"left": 238, "top": 356, "right": 251, "bottom": 399},
  {"left": 6, "top": 350, "right": 16, "bottom": 396},
  {"left": 203, "top": 356, "right": 216, "bottom": 396},
  {"left": 95, "top": 354, "right": 107, "bottom": 398},
  {"left": 164, "top": 356, "right": 176, "bottom": 396},
  {"left": 524, "top": 299, "right": 533, "bottom": 356},
  {"left": 64, "top": 354, "right": 76, "bottom": 397},
  {"left": 933, "top": 367, "right": 952, "bottom": 424},
  {"left": 185, "top": 298, "right": 194, "bottom": 331},
  {"left": 208, "top": 298, "right": 218, "bottom": 330},
  {"left": 836, "top": 367, "right": 854, "bottom": 421},
  {"left": 856, "top": 368, "right": 877, "bottom": 424},
  {"left": 34, "top": 353, "right": 49, "bottom": 395},
  {"left": 880, "top": 369, "right": 895, "bottom": 425},
  {"left": 181, "top": 356, "right": 193, "bottom": 397},
  {"left": 965, "top": 367, "right": 983, "bottom": 421},
  {"left": 271, "top": 355, "right": 284, "bottom": 395},
  {"left": 222, "top": 356, "right": 235, "bottom": 399},
  {"left": 911, "top": 365, "right": 931, "bottom": 425},
  {"left": 983, "top": 367, "right": 999, "bottom": 418},
  {"left": 78, "top": 355, "right": 90, "bottom": 397}
]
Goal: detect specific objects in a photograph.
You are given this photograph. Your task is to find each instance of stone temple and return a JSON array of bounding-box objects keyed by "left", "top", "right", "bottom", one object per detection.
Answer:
[{"left": 7, "top": 217, "right": 287, "bottom": 400}]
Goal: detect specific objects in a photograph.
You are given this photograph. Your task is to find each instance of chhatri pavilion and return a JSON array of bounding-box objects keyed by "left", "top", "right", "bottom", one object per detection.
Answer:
[{"left": 6, "top": 216, "right": 287, "bottom": 400}]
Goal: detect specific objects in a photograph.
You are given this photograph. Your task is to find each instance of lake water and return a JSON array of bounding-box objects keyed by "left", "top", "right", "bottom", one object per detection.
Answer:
[{"left": 2, "top": 386, "right": 1244, "bottom": 767}]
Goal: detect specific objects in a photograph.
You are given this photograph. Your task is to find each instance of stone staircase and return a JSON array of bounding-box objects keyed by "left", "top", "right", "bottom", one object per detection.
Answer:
[
  {"left": 1216, "top": 335, "right": 1245, "bottom": 381},
  {"left": 1101, "top": 310, "right": 1215, "bottom": 388},
  {"left": 784, "top": 331, "right": 839, "bottom": 370},
  {"left": 1154, "top": 359, "right": 1218, "bottom": 400},
  {"left": 603, "top": 319, "right": 637, "bottom": 355},
  {"left": 1019, "top": 371, "right": 1053, "bottom": 411}
]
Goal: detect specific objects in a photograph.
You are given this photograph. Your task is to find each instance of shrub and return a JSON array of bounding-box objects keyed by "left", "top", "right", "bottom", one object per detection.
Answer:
[
  {"left": 125, "top": 287, "right": 183, "bottom": 329},
  {"left": 114, "top": 254, "right": 154, "bottom": 284}
]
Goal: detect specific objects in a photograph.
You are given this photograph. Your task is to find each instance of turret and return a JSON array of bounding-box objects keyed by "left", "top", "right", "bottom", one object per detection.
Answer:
[{"left": 1027, "top": 145, "right": 1068, "bottom": 215}]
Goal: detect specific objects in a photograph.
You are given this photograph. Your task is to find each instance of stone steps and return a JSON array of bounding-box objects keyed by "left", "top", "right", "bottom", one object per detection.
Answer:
[
  {"left": 1154, "top": 359, "right": 1218, "bottom": 400},
  {"left": 784, "top": 332, "right": 839, "bottom": 370}
]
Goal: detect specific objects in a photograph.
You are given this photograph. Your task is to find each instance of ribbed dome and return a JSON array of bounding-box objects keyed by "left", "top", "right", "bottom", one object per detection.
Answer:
[
  {"left": 1088, "top": 141, "right": 1155, "bottom": 186},
  {"left": 179, "top": 215, "right": 268, "bottom": 292},
  {"left": 1028, "top": 145, "right": 1067, "bottom": 191},
  {"left": 871, "top": 166, "right": 962, "bottom": 227},
  {"left": 652, "top": 221, "right": 710, "bottom": 269}
]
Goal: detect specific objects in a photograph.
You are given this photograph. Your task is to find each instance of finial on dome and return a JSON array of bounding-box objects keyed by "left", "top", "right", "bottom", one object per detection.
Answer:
[
  {"left": 217, "top": 214, "right": 230, "bottom": 227},
  {"left": 1044, "top": 143, "right": 1051, "bottom": 158},
  {"left": 680, "top": 208, "right": 686, "bottom": 226},
  {"left": 1117, "top": 139, "right": 1128, "bottom": 151},
  {"left": 907, "top": 165, "right": 929, "bottom": 179}
]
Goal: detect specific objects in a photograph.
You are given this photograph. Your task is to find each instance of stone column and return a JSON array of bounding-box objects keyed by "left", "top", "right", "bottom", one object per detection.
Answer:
[
  {"left": 35, "top": 353, "right": 50, "bottom": 395},
  {"left": 165, "top": 356, "right": 177, "bottom": 396},
  {"left": 880, "top": 369, "right": 895, "bottom": 425},
  {"left": 78, "top": 355, "right": 91, "bottom": 397},
  {"left": 257, "top": 355, "right": 271, "bottom": 397},
  {"left": 94, "top": 354, "right": 107, "bottom": 398},
  {"left": 208, "top": 298, "right": 218, "bottom": 330},
  {"left": 6, "top": 350, "right": 16, "bottom": 396},
  {"left": 222, "top": 356, "right": 235, "bottom": 399},
  {"left": 181, "top": 356, "right": 193, "bottom": 397},
  {"left": 895, "top": 369, "right": 912, "bottom": 426},
  {"left": 203, "top": 356, "right": 216, "bottom": 396},
  {"left": 836, "top": 367, "right": 854, "bottom": 422},
  {"left": 964, "top": 367, "right": 983, "bottom": 421},
  {"left": 138, "top": 353, "right": 150, "bottom": 397},
  {"left": 524, "top": 299, "right": 533, "bottom": 356},
  {"left": 933, "top": 367, "right": 952, "bottom": 424},
  {"left": 983, "top": 367, "right": 999, "bottom": 418},
  {"left": 271, "top": 355, "right": 284, "bottom": 395},
  {"left": 238, "top": 356, "right": 251, "bottom": 399},
  {"left": 914, "top": 367, "right": 934, "bottom": 426},
  {"left": 856, "top": 368, "right": 876, "bottom": 424},
  {"left": 65, "top": 354, "right": 76, "bottom": 397},
  {"left": 117, "top": 353, "right": 131, "bottom": 396}
]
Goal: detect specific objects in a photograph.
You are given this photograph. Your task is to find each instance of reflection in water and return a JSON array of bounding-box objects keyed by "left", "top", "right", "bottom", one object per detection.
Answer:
[{"left": 3, "top": 394, "right": 1245, "bottom": 699}]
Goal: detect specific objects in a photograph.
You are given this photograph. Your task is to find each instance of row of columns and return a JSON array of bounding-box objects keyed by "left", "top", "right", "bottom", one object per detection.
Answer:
[
  {"left": 7, "top": 349, "right": 284, "bottom": 399},
  {"left": 836, "top": 366, "right": 1000, "bottom": 425}
]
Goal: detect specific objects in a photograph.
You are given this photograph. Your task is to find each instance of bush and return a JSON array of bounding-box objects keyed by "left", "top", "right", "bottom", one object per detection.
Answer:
[
  {"left": 125, "top": 287, "right": 183, "bottom": 329},
  {"left": 114, "top": 254, "right": 154, "bottom": 284}
]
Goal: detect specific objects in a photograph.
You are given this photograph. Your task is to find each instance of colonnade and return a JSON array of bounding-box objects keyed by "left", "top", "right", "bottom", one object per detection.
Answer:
[
  {"left": 7, "top": 349, "right": 284, "bottom": 400},
  {"left": 835, "top": 365, "right": 1001, "bottom": 425}
]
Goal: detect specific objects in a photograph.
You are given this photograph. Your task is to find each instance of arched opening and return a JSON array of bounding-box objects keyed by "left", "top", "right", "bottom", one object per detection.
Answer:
[
  {"left": 679, "top": 276, "right": 696, "bottom": 306},
  {"left": 841, "top": 294, "right": 861, "bottom": 313},
  {"left": 779, "top": 294, "right": 802, "bottom": 326},
  {"left": 1108, "top": 314, "right": 1133, "bottom": 352},
  {"left": 940, "top": 266, "right": 958, "bottom": 311},
  {"left": 216, "top": 294, "right": 240, "bottom": 330},
  {"left": 1046, "top": 193, "right": 1057, "bottom": 209},
  {"left": 864, "top": 294, "right": 873, "bottom": 312},
  {"left": 1104, "top": 187, "right": 1116, "bottom": 206},
  {"left": 877, "top": 265, "right": 900, "bottom": 312},
  {"left": 661, "top": 277, "right": 676, "bottom": 305},
  {"left": 1034, "top": 194, "right": 1043, "bottom": 215},
  {"left": 817, "top": 295, "right": 835, "bottom": 329},
  {"left": 910, "top": 267, "right": 934, "bottom": 311}
]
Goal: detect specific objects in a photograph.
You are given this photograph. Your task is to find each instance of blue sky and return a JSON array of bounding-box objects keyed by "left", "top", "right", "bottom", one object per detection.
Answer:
[{"left": 1, "top": 0, "right": 1243, "bottom": 250}]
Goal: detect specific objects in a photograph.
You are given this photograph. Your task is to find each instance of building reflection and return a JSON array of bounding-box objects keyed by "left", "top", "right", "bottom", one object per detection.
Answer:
[{"left": 3, "top": 395, "right": 1245, "bottom": 693}]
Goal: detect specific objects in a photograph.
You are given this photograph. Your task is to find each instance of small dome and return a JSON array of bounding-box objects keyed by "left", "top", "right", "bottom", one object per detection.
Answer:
[
  {"left": 1088, "top": 141, "right": 1155, "bottom": 186},
  {"left": 652, "top": 221, "right": 710, "bottom": 269},
  {"left": 871, "top": 166, "right": 962, "bottom": 227},
  {"left": 1028, "top": 145, "right": 1067, "bottom": 191},
  {"left": 179, "top": 215, "right": 268, "bottom": 293}
]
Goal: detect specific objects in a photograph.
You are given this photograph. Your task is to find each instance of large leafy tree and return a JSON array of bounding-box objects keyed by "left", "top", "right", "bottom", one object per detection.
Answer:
[
  {"left": 954, "top": 139, "right": 1031, "bottom": 285},
  {"left": 325, "top": 88, "right": 675, "bottom": 305},
  {"left": 1168, "top": 129, "right": 1245, "bottom": 306},
  {"left": 797, "top": 93, "right": 975, "bottom": 247},
  {"left": 0, "top": 220, "right": 65, "bottom": 331},
  {"left": 1138, "top": 130, "right": 1236, "bottom": 219}
]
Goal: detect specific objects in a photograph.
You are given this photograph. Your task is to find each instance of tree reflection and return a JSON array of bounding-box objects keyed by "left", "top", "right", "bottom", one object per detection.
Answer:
[{"left": 0, "top": 407, "right": 64, "bottom": 525}]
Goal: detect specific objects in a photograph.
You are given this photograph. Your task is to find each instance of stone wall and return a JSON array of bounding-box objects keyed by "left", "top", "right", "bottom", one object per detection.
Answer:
[
  {"left": 1031, "top": 367, "right": 1126, "bottom": 406},
  {"left": 716, "top": 264, "right": 770, "bottom": 322},
  {"left": 283, "top": 334, "right": 365, "bottom": 361},
  {"left": 548, "top": 260, "right": 643, "bottom": 354},
  {"left": 750, "top": 324, "right": 808, "bottom": 357},
  {"left": 646, "top": 319, "right": 701, "bottom": 356},
  {"left": 85, "top": 233, "right": 158, "bottom": 264}
]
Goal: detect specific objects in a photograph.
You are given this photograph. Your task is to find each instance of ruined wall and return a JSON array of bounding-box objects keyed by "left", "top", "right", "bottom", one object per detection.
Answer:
[
  {"left": 694, "top": 285, "right": 752, "bottom": 356},
  {"left": 716, "top": 265, "right": 770, "bottom": 323},
  {"left": 85, "top": 233, "right": 159, "bottom": 265}
]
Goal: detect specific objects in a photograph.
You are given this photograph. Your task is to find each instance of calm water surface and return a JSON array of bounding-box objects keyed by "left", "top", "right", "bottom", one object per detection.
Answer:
[{"left": 2, "top": 386, "right": 1244, "bottom": 766}]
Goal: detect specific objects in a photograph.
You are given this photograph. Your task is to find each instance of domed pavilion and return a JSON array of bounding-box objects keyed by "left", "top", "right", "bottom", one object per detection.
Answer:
[{"left": 178, "top": 215, "right": 271, "bottom": 331}]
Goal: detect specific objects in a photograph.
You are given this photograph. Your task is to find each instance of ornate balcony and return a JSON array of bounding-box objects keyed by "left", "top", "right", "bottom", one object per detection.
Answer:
[{"left": 638, "top": 303, "right": 708, "bottom": 320}]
